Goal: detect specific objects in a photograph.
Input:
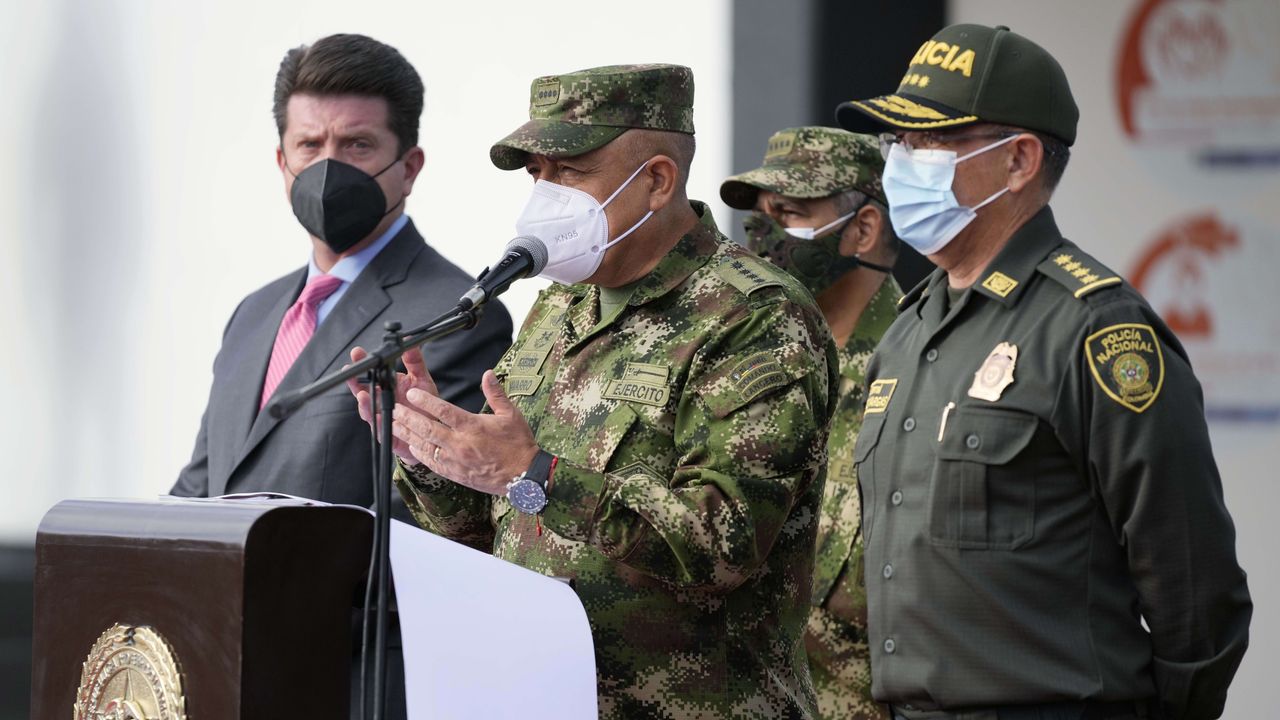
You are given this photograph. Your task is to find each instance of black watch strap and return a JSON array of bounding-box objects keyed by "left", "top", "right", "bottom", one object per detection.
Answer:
[{"left": 525, "top": 449, "right": 556, "bottom": 489}]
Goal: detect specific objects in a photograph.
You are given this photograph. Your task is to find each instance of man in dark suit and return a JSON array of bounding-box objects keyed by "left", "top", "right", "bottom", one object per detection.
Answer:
[
  {"left": 171, "top": 33, "right": 511, "bottom": 506},
  {"left": 169, "top": 34, "right": 512, "bottom": 718}
]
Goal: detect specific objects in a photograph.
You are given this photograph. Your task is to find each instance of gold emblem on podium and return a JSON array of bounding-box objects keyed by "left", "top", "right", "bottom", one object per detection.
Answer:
[{"left": 74, "top": 624, "right": 187, "bottom": 720}]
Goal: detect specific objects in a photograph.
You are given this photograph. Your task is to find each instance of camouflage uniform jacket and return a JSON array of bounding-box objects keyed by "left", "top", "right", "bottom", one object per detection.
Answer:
[
  {"left": 805, "top": 279, "right": 900, "bottom": 720},
  {"left": 396, "top": 202, "right": 838, "bottom": 719}
]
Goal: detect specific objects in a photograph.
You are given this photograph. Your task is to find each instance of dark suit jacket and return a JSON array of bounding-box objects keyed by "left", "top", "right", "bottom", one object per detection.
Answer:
[{"left": 171, "top": 219, "right": 513, "bottom": 507}]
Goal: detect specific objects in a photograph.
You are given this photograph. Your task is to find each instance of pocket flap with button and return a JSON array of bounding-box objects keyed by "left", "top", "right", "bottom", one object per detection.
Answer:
[
  {"left": 853, "top": 412, "right": 888, "bottom": 464},
  {"left": 937, "top": 406, "right": 1038, "bottom": 465}
]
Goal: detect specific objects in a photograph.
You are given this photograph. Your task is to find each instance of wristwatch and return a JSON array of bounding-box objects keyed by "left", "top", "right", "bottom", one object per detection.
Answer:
[{"left": 506, "top": 449, "right": 556, "bottom": 514}]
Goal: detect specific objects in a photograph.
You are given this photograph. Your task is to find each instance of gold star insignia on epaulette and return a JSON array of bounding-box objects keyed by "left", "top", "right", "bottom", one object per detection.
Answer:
[
  {"left": 1071, "top": 267, "right": 1092, "bottom": 279},
  {"left": 1054, "top": 254, "right": 1073, "bottom": 266},
  {"left": 1063, "top": 261, "right": 1082, "bottom": 272},
  {"left": 1080, "top": 273, "right": 1099, "bottom": 284}
]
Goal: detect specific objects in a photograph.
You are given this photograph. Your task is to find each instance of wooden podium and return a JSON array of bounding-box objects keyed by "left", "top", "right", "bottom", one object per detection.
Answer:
[{"left": 31, "top": 498, "right": 373, "bottom": 719}]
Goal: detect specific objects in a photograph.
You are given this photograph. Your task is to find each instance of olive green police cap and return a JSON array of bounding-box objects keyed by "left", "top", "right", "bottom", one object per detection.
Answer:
[
  {"left": 490, "top": 63, "right": 696, "bottom": 171},
  {"left": 836, "top": 24, "right": 1079, "bottom": 146},
  {"left": 720, "top": 127, "right": 886, "bottom": 210}
]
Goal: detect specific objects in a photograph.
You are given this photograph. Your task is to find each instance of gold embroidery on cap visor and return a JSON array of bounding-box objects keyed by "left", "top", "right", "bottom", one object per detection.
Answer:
[{"left": 847, "top": 95, "right": 978, "bottom": 130}]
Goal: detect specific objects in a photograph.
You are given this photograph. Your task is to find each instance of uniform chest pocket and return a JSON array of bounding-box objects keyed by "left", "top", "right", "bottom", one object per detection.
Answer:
[
  {"left": 850, "top": 412, "right": 887, "bottom": 541},
  {"left": 929, "top": 406, "right": 1039, "bottom": 550}
]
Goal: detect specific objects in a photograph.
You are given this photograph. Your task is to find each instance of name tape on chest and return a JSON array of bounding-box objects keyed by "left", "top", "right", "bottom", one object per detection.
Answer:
[
  {"left": 602, "top": 361, "right": 673, "bottom": 407},
  {"left": 1085, "top": 323, "right": 1165, "bottom": 413},
  {"left": 504, "top": 374, "right": 544, "bottom": 398},
  {"left": 864, "top": 378, "right": 898, "bottom": 415},
  {"left": 504, "top": 309, "right": 567, "bottom": 377},
  {"left": 603, "top": 379, "right": 670, "bottom": 406}
]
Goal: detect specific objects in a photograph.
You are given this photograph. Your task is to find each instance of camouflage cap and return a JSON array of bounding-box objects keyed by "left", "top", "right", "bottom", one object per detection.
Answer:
[
  {"left": 490, "top": 64, "right": 695, "bottom": 171},
  {"left": 836, "top": 24, "right": 1079, "bottom": 145},
  {"left": 720, "top": 127, "right": 885, "bottom": 210}
]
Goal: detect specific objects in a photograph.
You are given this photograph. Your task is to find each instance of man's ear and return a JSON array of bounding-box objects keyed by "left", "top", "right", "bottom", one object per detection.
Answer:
[
  {"left": 645, "top": 155, "right": 680, "bottom": 212},
  {"left": 400, "top": 146, "right": 426, "bottom": 198},
  {"left": 838, "top": 203, "right": 884, "bottom": 257},
  {"left": 1006, "top": 134, "right": 1044, "bottom": 195},
  {"left": 277, "top": 146, "right": 291, "bottom": 201}
]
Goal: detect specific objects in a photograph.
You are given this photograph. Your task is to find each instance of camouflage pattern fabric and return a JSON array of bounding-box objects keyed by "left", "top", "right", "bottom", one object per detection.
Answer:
[
  {"left": 491, "top": 63, "right": 695, "bottom": 170},
  {"left": 721, "top": 128, "right": 885, "bottom": 211},
  {"left": 396, "top": 202, "right": 838, "bottom": 719},
  {"left": 804, "top": 280, "right": 900, "bottom": 720}
]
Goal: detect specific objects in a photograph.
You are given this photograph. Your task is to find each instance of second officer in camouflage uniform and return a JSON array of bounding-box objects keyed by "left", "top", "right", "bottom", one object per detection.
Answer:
[
  {"left": 723, "top": 127, "right": 900, "bottom": 720},
  {"left": 352, "top": 65, "right": 837, "bottom": 719}
]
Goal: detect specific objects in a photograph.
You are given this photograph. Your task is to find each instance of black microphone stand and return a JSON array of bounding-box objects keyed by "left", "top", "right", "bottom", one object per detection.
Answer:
[{"left": 266, "top": 303, "right": 480, "bottom": 720}]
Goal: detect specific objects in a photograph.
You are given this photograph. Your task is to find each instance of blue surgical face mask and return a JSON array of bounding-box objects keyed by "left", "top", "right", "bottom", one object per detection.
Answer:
[{"left": 882, "top": 134, "right": 1017, "bottom": 255}]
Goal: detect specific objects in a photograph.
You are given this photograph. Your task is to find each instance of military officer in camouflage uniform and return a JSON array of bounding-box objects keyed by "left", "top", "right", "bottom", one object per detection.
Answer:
[
  {"left": 835, "top": 24, "right": 1251, "bottom": 720},
  {"left": 721, "top": 127, "right": 900, "bottom": 720},
  {"left": 350, "top": 64, "right": 837, "bottom": 719}
]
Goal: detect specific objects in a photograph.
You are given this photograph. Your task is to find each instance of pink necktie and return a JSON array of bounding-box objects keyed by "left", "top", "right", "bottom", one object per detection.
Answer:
[{"left": 260, "top": 274, "right": 345, "bottom": 410}]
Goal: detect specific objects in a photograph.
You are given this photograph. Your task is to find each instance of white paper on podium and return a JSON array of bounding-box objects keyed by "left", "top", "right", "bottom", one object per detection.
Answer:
[{"left": 389, "top": 519, "right": 598, "bottom": 720}]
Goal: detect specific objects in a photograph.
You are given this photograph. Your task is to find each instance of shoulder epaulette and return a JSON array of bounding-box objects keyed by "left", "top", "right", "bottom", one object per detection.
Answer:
[
  {"left": 1036, "top": 246, "right": 1123, "bottom": 299},
  {"left": 717, "top": 255, "right": 784, "bottom": 296},
  {"left": 896, "top": 275, "right": 931, "bottom": 312}
]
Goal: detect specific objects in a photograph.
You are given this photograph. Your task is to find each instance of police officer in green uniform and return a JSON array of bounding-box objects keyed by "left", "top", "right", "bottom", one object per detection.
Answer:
[
  {"left": 350, "top": 64, "right": 838, "bottom": 719},
  {"left": 721, "top": 127, "right": 900, "bottom": 720},
  {"left": 835, "top": 24, "right": 1251, "bottom": 720}
]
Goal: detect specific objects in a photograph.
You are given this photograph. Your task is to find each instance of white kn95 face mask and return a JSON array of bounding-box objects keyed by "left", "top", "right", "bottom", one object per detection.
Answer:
[{"left": 514, "top": 161, "right": 654, "bottom": 285}]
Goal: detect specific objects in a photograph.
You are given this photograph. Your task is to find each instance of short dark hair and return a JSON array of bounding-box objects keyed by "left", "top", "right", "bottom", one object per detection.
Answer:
[
  {"left": 1033, "top": 130, "right": 1070, "bottom": 193},
  {"left": 273, "top": 34, "right": 424, "bottom": 156}
]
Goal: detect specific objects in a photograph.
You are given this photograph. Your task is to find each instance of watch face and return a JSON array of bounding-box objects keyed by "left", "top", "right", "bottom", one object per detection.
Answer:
[{"left": 507, "top": 478, "right": 547, "bottom": 514}]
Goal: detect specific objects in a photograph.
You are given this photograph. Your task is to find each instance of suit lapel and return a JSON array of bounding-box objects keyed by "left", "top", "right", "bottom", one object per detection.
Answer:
[
  {"left": 228, "top": 223, "right": 424, "bottom": 479},
  {"left": 208, "top": 269, "right": 305, "bottom": 497}
]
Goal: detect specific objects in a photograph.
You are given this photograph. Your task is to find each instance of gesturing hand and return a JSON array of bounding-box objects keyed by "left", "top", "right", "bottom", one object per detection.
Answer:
[
  {"left": 392, "top": 370, "right": 540, "bottom": 496},
  {"left": 345, "top": 345, "right": 441, "bottom": 464}
]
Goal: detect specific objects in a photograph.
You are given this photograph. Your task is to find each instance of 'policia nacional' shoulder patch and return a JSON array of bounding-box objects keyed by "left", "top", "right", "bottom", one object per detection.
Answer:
[{"left": 1085, "top": 323, "right": 1164, "bottom": 413}]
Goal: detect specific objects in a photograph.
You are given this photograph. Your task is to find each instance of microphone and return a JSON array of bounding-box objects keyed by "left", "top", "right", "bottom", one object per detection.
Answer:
[{"left": 456, "top": 236, "right": 548, "bottom": 311}]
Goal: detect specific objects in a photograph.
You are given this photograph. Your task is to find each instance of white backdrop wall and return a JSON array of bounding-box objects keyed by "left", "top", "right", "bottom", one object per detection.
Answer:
[
  {"left": 949, "top": 2, "right": 1277, "bottom": 717},
  {"left": 0, "top": 1, "right": 731, "bottom": 538}
]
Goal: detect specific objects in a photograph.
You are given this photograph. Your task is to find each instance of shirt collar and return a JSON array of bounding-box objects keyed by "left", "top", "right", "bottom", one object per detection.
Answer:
[
  {"left": 627, "top": 200, "right": 723, "bottom": 307},
  {"left": 307, "top": 214, "right": 408, "bottom": 283},
  {"left": 842, "top": 278, "right": 903, "bottom": 376},
  {"left": 969, "top": 205, "right": 1064, "bottom": 307}
]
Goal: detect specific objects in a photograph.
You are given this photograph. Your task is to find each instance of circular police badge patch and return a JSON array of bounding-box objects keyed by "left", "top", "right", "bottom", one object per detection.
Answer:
[
  {"left": 1086, "top": 323, "right": 1165, "bottom": 413},
  {"left": 1112, "top": 352, "right": 1150, "bottom": 391}
]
